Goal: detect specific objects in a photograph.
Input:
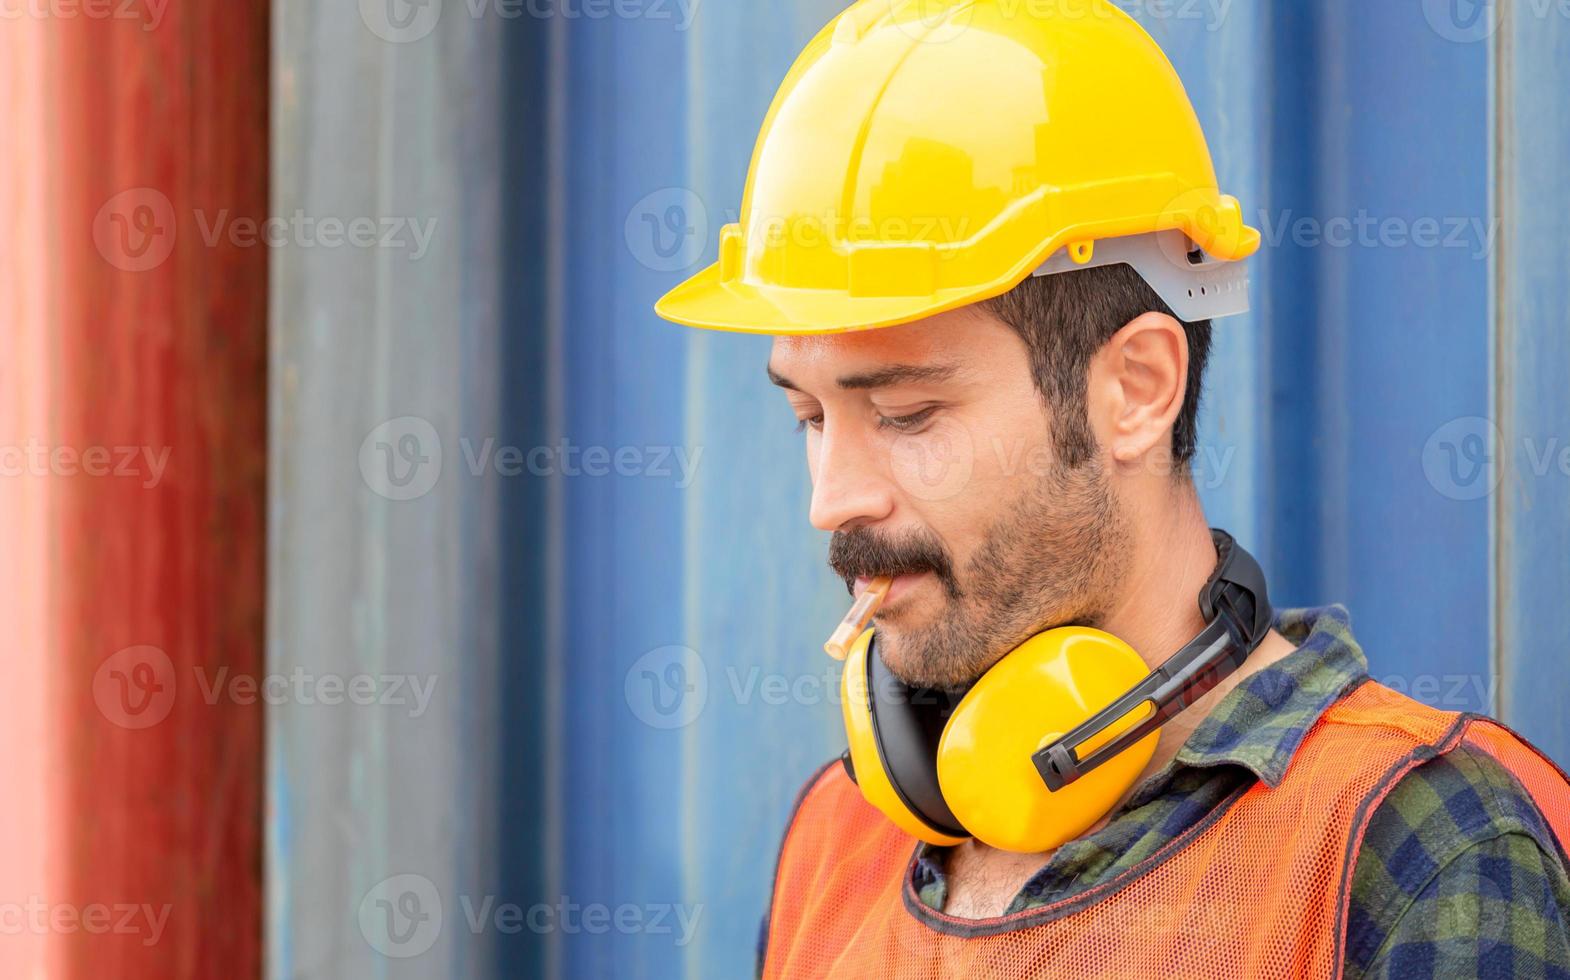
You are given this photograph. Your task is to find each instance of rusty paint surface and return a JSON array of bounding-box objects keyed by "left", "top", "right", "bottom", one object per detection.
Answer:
[{"left": 0, "top": 3, "right": 269, "bottom": 976}]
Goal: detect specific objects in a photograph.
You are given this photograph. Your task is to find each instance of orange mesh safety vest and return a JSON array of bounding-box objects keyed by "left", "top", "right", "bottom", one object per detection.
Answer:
[{"left": 763, "top": 682, "right": 1570, "bottom": 980}]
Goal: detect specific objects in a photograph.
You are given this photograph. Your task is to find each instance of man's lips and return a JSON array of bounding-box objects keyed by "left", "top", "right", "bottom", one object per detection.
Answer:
[{"left": 853, "top": 572, "right": 928, "bottom": 607}]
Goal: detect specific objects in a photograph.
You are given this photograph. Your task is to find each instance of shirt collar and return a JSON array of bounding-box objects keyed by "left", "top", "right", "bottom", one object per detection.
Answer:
[{"left": 1154, "top": 603, "right": 1370, "bottom": 792}]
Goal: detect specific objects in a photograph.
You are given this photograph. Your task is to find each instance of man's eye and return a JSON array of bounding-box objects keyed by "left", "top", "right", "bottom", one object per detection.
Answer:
[
  {"left": 877, "top": 407, "right": 939, "bottom": 432},
  {"left": 794, "top": 414, "right": 824, "bottom": 433}
]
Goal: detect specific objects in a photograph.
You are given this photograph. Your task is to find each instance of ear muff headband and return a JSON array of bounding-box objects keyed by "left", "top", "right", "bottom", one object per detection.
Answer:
[{"left": 1033, "top": 529, "right": 1273, "bottom": 792}]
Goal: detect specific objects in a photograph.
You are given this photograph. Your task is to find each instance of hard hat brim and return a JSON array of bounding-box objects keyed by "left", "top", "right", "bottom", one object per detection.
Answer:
[
  {"left": 654, "top": 261, "right": 1015, "bottom": 336},
  {"left": 654, "top": 217, "right": 1260, "bottom": 336}
]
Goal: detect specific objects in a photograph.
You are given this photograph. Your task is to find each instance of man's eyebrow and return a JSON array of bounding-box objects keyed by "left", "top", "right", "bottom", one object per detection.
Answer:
[
  {"left": 766, "top": 365, "right": 799, "bottom": 390},
  {"left": 766, "top": 361, "right": 962, "bottom": 392},
  {"left": 834, "top": 363, "right": 959, "bottom": 390}
]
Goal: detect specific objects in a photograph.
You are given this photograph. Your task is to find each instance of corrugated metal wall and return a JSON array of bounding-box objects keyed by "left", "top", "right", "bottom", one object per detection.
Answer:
[
  {"left": 6, "top": 1, "right": 1560, "bottom": 979},
  {"left": 246, "top": 1, "right": 1564, "bottom": 978},
  {"left": 1498, "top": 0, "right": 1570, "bottom": 760},
  {"left": 267, "top": 1, "right": 544, "bottom": 977}
]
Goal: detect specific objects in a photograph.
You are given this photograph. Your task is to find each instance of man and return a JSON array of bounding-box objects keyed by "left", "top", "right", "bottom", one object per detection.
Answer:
[{"left": 656, "top": 1, "right": 1570, "bottom": 977}]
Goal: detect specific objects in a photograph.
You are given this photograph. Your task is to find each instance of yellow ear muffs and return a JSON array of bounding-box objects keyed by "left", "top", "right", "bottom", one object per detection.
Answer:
[
  {"left": 936, "top": 627, "right": 1158, "bottom": 853},
  {"left": 835, "top": 529, "right": 1272, "bottom": 855},
  {"left": 840, "top": 625, "right": 1157, "bottom": 852},
  {"left": 841, "top": 629, "right": 967, "bottom": 846}
]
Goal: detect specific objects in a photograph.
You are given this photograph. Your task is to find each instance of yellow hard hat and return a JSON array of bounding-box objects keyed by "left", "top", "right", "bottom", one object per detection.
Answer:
[{"left": 655, "top": 0, "right": 1259, "bottom": 335}]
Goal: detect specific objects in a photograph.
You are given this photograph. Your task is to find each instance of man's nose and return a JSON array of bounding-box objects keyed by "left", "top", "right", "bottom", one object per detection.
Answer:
[{"left": 808, "top": 424, "right": 896, "bottom": 533}]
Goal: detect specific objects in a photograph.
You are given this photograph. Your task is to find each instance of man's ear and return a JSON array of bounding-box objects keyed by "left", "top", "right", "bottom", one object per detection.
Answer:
[{"left": 1086, "top": 311, "right": 1188, "bottom": 467}]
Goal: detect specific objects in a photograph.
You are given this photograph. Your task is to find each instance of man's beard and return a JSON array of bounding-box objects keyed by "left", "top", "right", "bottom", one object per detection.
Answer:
[{"left": 828, "top": 455, "right": 1128, "bottom": 691}]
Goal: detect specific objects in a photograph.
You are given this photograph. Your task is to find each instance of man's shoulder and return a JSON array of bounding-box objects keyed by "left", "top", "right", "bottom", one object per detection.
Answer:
[
  {"left": 1369, "top": 738, "right": 1563, "bottom": 866},
  {"left": 1344, "top": 740, "right": 1570, "bottom": 976}
]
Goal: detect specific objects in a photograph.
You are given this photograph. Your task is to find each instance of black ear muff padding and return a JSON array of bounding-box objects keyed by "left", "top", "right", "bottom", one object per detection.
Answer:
[{"left": 865, "top": 635, "right": 968, "bottom": 838}]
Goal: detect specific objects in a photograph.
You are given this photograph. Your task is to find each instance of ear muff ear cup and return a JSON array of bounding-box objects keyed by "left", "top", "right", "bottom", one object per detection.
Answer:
[
  {"left": 841, "top": 630, "right": 967, "bottom": 846},
  {"left": 937, "top": 627, "right": 1159, "bottom": 853}
]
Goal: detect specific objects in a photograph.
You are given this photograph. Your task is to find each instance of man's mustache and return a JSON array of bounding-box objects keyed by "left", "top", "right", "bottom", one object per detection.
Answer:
[{"left": 827, "top": 527, "right": 961, "bottom": 599}]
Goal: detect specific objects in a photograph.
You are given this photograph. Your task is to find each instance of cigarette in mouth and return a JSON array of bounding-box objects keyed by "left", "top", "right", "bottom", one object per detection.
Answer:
[{"left": 823, "top": 576, "right": 893, "bottom": 661}]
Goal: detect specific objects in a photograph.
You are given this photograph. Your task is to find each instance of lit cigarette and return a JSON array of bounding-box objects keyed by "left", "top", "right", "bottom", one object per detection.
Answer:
[{"left": 823, "top": 576, "right": 893, "bottom": 661}]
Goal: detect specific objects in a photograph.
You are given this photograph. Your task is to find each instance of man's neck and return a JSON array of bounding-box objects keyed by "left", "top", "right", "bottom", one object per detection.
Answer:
[
  {"left": 1093, "top": 495, "right": 1296, "bottom": 790},
  {"left": 1094, "top": 492, "right": 1217, "bottom": 671},
  {"left": 943, "top": 498, "right": 1300, "bottom": 919}
]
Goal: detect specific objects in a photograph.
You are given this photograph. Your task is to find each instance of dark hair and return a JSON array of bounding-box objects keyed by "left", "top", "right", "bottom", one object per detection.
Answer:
[{"left": 980, "top": 263, "right": 1211, "bottom": 471}]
